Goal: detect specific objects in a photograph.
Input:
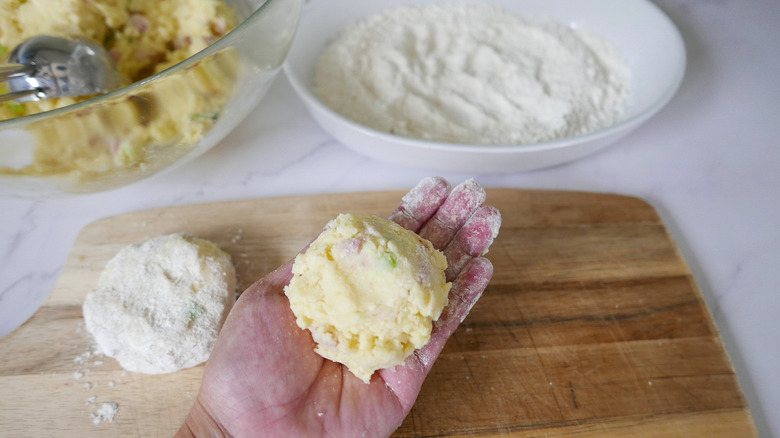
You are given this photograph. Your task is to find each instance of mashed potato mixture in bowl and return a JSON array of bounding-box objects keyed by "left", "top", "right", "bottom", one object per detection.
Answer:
[{"left": 0, "top": 0, "right": 303, "bottom": 197}]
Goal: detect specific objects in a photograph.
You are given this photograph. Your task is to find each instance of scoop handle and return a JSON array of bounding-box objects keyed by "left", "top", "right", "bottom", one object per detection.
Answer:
[
  {"left": 0, "top": 64, "right": 34, "bottom": 82},
  {"left": 0, "top": 88, "right": 40, "bottom": 103},
  {"left": 0, "top": 64, "right": 39, "bottom": 103}
]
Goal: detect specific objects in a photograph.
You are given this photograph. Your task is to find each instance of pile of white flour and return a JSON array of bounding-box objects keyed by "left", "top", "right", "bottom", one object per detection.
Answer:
[{"left": 314, "top": 4, "right": 631, "bottom": 145}]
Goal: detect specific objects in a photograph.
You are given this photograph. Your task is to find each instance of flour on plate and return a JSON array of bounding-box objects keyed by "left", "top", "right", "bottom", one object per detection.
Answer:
[{"left": 314, "top": 4, "right": 631, "bottom": 145}]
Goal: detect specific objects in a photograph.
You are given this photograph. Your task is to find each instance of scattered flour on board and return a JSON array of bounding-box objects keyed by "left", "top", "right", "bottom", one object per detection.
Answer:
[
  {"left": 91, "top": 402, "right": 119, "bottom": 425},
  {"left": 314, "top": 3, "right": 631, "bottom": 145},
  {"left": 74, "top": 327, "right": 120, "bottom": 425}
]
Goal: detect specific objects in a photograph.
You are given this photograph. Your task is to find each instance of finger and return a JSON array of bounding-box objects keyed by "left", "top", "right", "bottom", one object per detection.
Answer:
[
  {"left": 388, "top": 176, "right": 452, "bottom": 232},
  {"left": 433, "top": 257, "right": 493, "bottom": 335},
  {"left": 379, "top": 257, "right": 493, "bottom": 409},
  {"left": 418, "top": 179, "right": 486, "bottom": 250},
  {"left": 443, "top": 206, "right": 501, "bottom": 281}
]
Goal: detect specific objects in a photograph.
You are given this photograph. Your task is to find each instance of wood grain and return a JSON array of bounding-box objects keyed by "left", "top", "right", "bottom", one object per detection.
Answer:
[{"left": 0, "top": 189, "right": 758, "bottom": 437}]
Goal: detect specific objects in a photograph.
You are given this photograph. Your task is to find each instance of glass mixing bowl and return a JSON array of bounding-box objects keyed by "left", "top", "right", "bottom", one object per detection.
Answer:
[{"left": 0, "top": 0, "right": 303, "bottom": 198}]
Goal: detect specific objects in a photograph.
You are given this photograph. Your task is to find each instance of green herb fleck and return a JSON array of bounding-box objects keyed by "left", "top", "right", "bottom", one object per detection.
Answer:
[
  {"left": 190, "top": 111, "right": 220, "bottom": 124},
  {"left": 119, "top": 143, "right": 139, "bottom": 162},
  {"left": 381, "top": 252, "right": 397, "bottom": 269},
  {"left": 0, "top": 45, "right": 8, "bottom": 57},
  {"left": 187, "top": 301, "right": 206, "bottom": 328},
  {"left": 4, "top": 101, "right": 25, "bottom": 116}
]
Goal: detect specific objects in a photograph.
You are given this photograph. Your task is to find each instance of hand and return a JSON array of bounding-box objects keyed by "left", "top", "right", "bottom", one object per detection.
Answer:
[{"left": 176, "top": 177, "right": 501, "bottom": 438}]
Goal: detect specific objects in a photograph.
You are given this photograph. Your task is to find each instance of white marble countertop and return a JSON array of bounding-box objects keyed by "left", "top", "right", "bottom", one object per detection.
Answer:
[{"left": 0, "top": 1, "right": 777, "bottom": 435}]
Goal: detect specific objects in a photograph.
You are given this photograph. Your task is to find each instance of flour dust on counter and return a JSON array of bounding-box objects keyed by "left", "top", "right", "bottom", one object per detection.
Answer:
[
  {"left": 90, "top": 401, "right": 119, "bottom": 425},
  {"left": 71, "top": 330, "right": 122, "bottom": 425}
]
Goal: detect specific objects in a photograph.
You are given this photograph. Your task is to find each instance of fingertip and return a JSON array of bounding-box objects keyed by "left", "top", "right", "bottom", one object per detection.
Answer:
[
  {"left": 420, "top": 176, "right": 452, "bottom": 192},
  {"left": 388, "top": 177, "right": 452, "bottom": 232},
  {"left": 446, "top": 179, "right": 488, "bottom": 216},
  {"left": 419, "top": 179, "right": 487, "bottom": 249},
  {"left": 442, "top": 206, "right": 501, "bottom": 280},
  {"left": 458, "top": 178, "right": 487, "bottom": 198},
  {"left": 482, "top": 206, "right": 502, "bottom": 241},
  {"left": 463, "top": 256, "right": 494, "bottom": 284},
  {"left": 453, "top": 257, "right": 494, "bottom": 303}
]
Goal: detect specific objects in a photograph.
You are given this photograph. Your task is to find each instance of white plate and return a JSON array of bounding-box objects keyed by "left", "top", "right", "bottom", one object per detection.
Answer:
[{"left": 283, "top": 0, "right": 686, "bottom": 173}]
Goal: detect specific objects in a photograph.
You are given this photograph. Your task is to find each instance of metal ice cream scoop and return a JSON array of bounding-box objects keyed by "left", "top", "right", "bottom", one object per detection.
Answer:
[{"left": 0, "top": 35, "right": 120, "bottom": 104}]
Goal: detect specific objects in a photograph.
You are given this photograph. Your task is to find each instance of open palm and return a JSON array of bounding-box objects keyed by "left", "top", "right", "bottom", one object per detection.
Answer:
[{"left": 177, "top": 177, "right": 501, "bottom": 438}]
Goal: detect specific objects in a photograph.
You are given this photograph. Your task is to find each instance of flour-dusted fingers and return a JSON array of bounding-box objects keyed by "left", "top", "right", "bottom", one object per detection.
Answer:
[
  {"left": 435, "top": 257, "right": 493, "bottom": 331},
  {"left": 418, "top": 179, "right": 487, "bottom": 250},
  {"left": 388, "top": 176, "right": 452, "bottom": 232},
  {"left": 443, "top": 206, "right": 501, "bottom": 282},
  {"left": 379, "top": 257, "right": 493, "bottom": 409}
]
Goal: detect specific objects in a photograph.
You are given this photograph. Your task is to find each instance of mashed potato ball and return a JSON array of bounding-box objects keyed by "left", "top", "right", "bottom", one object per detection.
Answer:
[{"left": 284, "top": 213, "right": 451, "bottom": 383}]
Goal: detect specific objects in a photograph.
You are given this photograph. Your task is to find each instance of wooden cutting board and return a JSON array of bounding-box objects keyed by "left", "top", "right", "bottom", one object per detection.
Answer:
[{"left": 0, "top": 189, "right": 758, "bottom": 437}]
